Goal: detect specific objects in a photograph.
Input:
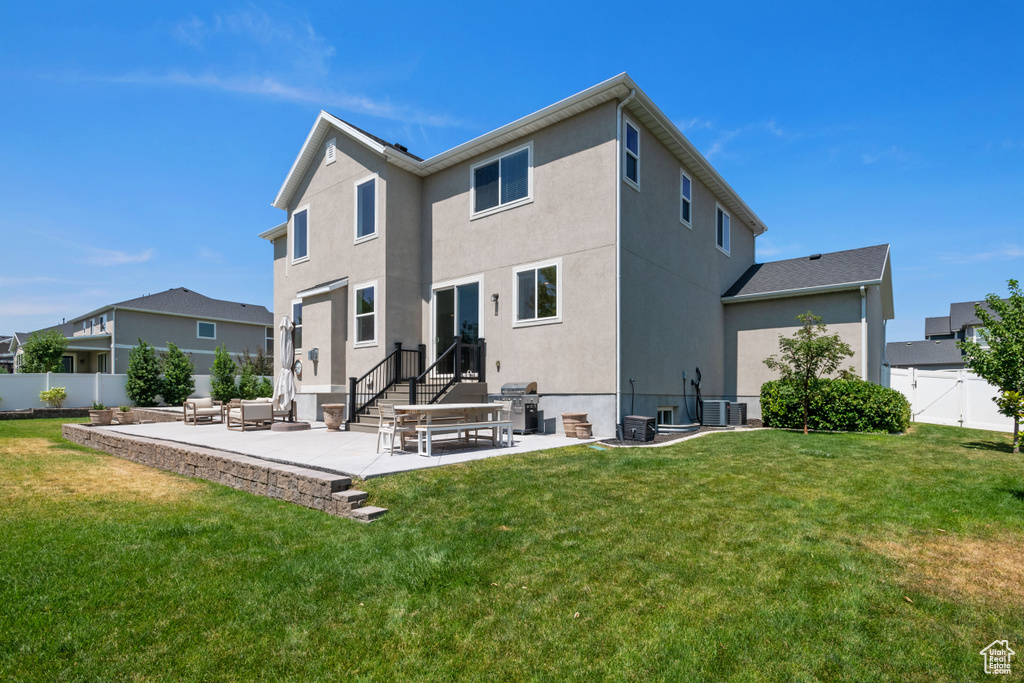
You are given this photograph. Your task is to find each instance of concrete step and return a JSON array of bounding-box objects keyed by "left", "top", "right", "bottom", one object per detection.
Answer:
[
  {"left": 347, "top": 422, "right": 378, "bottom": 434},
  {"left": 332, "top": 489, "right": 369, "bottom": 511},
  {"left": 351, "top": 505, "right": 388, "bottom": 523}
]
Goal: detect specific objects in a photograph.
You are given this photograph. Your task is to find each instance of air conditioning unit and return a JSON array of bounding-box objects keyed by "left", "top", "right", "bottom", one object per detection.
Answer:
[
  {"left": 728, "top": 402, "right": 747, "bottom": 426},
  {"left": 703, "top": 400, "right": 730, "bottom": 427}
]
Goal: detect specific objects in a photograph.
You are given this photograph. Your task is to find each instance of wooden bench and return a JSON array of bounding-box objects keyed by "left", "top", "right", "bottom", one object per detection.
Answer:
[{"left": 415, "top": 419, "right": 514, "bottom": 457}]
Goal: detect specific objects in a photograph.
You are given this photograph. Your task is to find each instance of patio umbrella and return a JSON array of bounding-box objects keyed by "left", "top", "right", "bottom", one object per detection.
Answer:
[{"left": 274, "top": 316, "right": 296, "bottom": 413}]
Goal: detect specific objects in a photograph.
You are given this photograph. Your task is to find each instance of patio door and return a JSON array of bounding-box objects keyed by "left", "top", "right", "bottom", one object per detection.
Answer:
[{"left": 433, "top": 280, "right": 480, "bottom": 375}]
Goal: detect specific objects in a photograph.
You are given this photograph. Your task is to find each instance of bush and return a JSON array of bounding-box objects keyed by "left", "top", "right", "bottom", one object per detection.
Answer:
[
  {"left": 161, "top": 343, "right": 196, "bottom": 405},
  {"left": 19, "top": 329, "right": 68, "bottom": 373},
  {"left": 237, "top": 364, "right": 259, "bottom": 400},
  {"left": 257, "top": 377, "right": 274, "bottom": 398},
  {"left": 760, "top": 378, "right": 911, "bottom": 433},
  {"left": 210, "top": 345, "right": 238, "bottom": 402},
  {"left": 125, "top": 340, "right": 163, "bottom": 407},
  {"left": 40, "top": 387, "right": 67, "bottom": 408}
]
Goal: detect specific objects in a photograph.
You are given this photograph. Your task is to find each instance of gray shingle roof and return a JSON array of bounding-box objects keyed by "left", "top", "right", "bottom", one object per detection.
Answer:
[
  {"left": 924, "top": 316, "right": 951, "bottom": 337},
  {"left": 723, "top": 244, "right": 890, "bottom": 299},
  {"left": 107, "top": 288, "right": 273, "bottom": 325},
  {"left": 886, "top": 339, "right": 965, "bottom": 367},
  {"left": 949, "top": 300, "right": 1000, "bottom": 331}
]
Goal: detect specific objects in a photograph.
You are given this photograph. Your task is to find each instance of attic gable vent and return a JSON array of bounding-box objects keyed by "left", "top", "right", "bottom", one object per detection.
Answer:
[{"left": 326, "top": 137, "right": 336, "bottom": 165}]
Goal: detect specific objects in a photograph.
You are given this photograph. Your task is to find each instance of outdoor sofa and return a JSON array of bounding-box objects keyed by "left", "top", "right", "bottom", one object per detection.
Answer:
[
  {"left": 183, "top": 397, "right": 223, "bottom": 425},
  {"left": 226, "top": 398, "right": 290, "bottom": 432}
]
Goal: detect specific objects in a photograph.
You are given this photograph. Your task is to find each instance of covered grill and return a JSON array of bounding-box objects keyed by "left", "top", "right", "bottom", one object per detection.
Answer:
[{"left": 500, "top": 382, "right": 539, "bottom": 434}]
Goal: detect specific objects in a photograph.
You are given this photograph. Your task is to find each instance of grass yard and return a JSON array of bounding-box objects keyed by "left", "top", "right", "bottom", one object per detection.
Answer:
[{"left": 1, "top": 419, "right": 1022, "bottom": 681}]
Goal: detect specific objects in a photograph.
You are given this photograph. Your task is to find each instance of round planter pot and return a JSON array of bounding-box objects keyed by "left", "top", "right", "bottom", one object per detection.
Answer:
[
  {"left": 321, "top": 403, "right": 346, "bottom": 431},
  {"left": 89, "top": 409, "right": 114, "bottom": 426},
  {"left": 561, "top": 412, "right": 588, "bottom": 436},
  {"left": 117, "top": 411, "right": 136, "bottom": 424},
  {"left": 575, "top": 422, "right": 593, "bottom": 439}
]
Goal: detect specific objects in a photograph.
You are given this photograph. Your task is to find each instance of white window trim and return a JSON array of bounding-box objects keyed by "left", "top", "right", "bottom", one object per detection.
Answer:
[
  {"left": 679, "top": 169, "right": 693, "bottom": 229},
  {"left": 512, "top": 257, "right": 562, "bottom": 328},
  {"left": 657, "top": 406, "right": 676, "bottom": 425},
  {"left": 266, "top": 326, "right": 274, "bottom": 353},
  {"left": 469, "top": 141, "right": 534, "bottom": 220},
  {"left": 291, "top": 204, "right": 310, "bottom": 264},
  {"left": 291, "top": 299, "right": 303, "bottom": 352},
  {"left": 325, "top": 137, "right": 336, "bottom": 166},
  {"left": 430, "top": 274, "right": 486, "bottom": 365},
  {"left": 353, "top": 174, "right": 379, "bottom": 244},
  {"left": 623, "top": 117, "right": 640, "bottom": 191},
  {"left": 715, "top": 203, "right": 731, "bottom": 256},
  {"left": 353, "top": 280, "right": 379, "bottom": 348},
  {"left": 197, "top": 321, "right": 217, "bottom": 340}
]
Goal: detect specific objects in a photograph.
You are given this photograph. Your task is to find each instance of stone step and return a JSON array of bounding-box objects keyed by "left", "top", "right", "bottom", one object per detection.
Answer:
[
  {"left": 351, "top": 505, "right": 388, "bottom": 523},
  {"left": 332, "top": 489, "right": 369, "bottom": 511}
]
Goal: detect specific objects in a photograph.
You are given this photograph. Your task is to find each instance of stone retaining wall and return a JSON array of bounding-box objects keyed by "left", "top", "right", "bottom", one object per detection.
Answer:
[
  {"left": 61, "top": 424, "right": 386, "bottom": 522},
  {"left": 0, "top": 408, "right": 90, "bottom": 420}
]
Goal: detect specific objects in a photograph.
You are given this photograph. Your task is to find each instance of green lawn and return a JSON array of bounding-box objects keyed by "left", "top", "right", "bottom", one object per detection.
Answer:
[{"left": 1, "top": 419, "right": 1022, "bottom": 681}]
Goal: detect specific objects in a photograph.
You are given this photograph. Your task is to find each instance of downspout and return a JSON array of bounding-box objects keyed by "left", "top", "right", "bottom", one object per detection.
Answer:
[
  {"left": 615, "top": 89, "right": 636, "bottom": 435},
  {"left": 110, "top": 308, "right": 116, "bottom": 374},
  {"left": 860, "top": 286, "right": 867, "bottom": 380}
]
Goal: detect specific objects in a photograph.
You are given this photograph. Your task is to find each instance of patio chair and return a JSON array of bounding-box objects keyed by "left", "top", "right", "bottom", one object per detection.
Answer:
[
  {"left": 183, "top": 397, "right": 223, "bottom": 425},
  {"left": 226, "top": 399, "right": 275, "bottom": 432},
  {"left": 377, "top": 402, "right": 414, "bottom": 456}
]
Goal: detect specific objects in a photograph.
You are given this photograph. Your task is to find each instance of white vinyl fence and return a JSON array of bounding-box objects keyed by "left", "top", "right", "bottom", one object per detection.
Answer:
[
  {"left": 0, "top": 373, "right": 216, "bottom": 411},
  {"left": 889, "top": 367, "right": 1014, "bottom": 433}
]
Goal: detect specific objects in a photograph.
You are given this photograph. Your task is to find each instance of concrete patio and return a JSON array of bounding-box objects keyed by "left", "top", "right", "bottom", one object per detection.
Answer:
[{"left": 102, "top": 420, "right": 594, "bottom": 478}]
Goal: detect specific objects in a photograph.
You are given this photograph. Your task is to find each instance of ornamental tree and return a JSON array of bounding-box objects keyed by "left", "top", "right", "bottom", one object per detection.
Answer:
[
  {"left": 958, "top": 280, "right": 1024, "bottom": 453},
  {"left": 763, "top": 312, "right": 855, "bottom": 435},
  {"left": 160, "top": 343, "right": 196, "bottom": 406},
  {"left": 210, "top": 344, "right": 238, "bottom": 402},
  {"left": 19, "top": 329, "right": 68, "bottom": 373},
  {"left": 125, "top": 339, "right": 162, "bottom": 407}
]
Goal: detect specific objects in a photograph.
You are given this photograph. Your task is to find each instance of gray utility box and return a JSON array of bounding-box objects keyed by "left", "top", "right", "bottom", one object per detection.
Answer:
[
  {"left": 728, "top": 403, "right": 748, "bottom": 426},
  {"left": 702, "top": 400, "right": 729, "bottom": 427},
  {"left": 623, "top": 415, "right": 656, "bottom": 442}
]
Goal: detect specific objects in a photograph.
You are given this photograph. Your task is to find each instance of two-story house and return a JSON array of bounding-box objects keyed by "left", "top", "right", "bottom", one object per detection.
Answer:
[{"left": 262, "top": 74, "right": 893, "bottom": 435}]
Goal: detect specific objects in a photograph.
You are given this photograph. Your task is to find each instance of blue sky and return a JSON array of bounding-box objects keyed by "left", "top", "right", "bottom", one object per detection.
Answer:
[{"left": 1, "top": 1, "right": 1021, "bottom": 342}]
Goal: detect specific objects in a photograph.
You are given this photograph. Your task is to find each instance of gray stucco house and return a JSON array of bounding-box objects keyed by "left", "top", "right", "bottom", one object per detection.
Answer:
[
  {"left": 11, "top": 288, "right": 273, "bottom": 375},
  {"left": 261, "top": 74, "right": 894, "bottom": 435}
]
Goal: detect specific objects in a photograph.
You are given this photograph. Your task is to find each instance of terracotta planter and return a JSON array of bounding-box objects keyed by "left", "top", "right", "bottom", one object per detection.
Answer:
[
  {"left": 89, "top": 409, "right": 114, "bottom": 426},
  {"left": 575, "top": 423, "right": 593, "bottom": 439},
  {"left": 321, "top": 403, "right": 346, "bottom": 431},
  {"left": 117, "top": 410, "right": 136, "bottom": 424},
  {"left": 561, "top": 412, "right": 588, "bottom": 436}
]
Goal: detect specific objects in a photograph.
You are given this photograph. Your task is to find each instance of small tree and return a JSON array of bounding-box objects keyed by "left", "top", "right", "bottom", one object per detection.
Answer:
[
  {"left": 764, "top": 312, "right": 855, "bottom": 434},
  {"left": 958, "top": 280, "right": 1024, "bottom": 453},
  {"left": 125, "top": 339, "right": 163, "bottom": 407},
  {"left": 236, "top": 346, "right": 275, "bottom": 378},
  {"left": 19, "top": 329, "right": 68, "bottom": 373},
  {"left": 237, "top": 363, "right": 259, "bottom": 400},
  {"left": 161, "top": 342, "right": 196, "bottom": 405},
  {"left": 210, "top": 344, "right": 238, "bottom": 402}
]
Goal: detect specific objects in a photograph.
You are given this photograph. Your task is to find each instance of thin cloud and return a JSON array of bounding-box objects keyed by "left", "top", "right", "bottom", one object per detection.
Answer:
[
  {"left": 677, "top": 117, "right": 714, "bottom": 132},
  {"left": 84, "top": 248, "right": 155, "bottom": 266},
  {"left": 862, "top": 146, "right": 914, "bottom": 165},
  {"left": 198, "top": 247, "right": 223, "bottom": 263},
  {"left": 0, "top": 275, "right": 61, "bottom": 285},
  {"left": 938, "top": 245, "right": 1024, "bottom": 264},
  {"left": 702, "top": 119, "right": 794, "bottom": 159}
]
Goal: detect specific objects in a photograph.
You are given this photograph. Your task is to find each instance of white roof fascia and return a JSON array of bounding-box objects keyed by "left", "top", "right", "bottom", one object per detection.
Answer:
[
  {"left": 109, "top": 307, "right": 272, "bottom": 327},
  {"left": 296, "top": 278, "right": 349, "bottom": 299},
  {"left": 721, "top": 278, "right": 883, "bottom": 304},
  {"left": 259, "top": 222, "right": 288, "bottom": 241}
]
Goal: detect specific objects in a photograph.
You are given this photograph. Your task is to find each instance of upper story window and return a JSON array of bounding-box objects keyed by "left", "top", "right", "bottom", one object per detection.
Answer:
[
  {"left": 514, "top": 259, "right": 561, "bottom": 327},
  {"left": 680, "top": 171, "right": 692, "bottom": 227},
  {"left": 354, "top": 283, "right": 377, "bottom": 346},
  {"left": 266, "top": 326, "right": 274, "bottom": 353},
  {"left": 99, "top": 314, "right": 106, "bottom": 332},
  {"left": 292, "top": 302, "right": 303, "bottom": 349},
  {"left": 325, "top": 137, "right": 336, "bottom": 165},
  {"left": 969, "top": 326, "right": 989, "bottom": 347},
  {"left": 471, "top": 142, "right": 532, "bottom": 218},
  {"left": 292, "top": 207, "right": 309, "bottom": 263},
  {"left": 624, "top": 119, "right": 640, "bottom": 189},
  {"left": 355, "top": 176, "right": 377, "bottom": 242},
  {"left": 197, "top": 321, "right": 216, "bottom": 339},
  {"left": 716, "top": 204, "right": 731, "bottom": 255}
]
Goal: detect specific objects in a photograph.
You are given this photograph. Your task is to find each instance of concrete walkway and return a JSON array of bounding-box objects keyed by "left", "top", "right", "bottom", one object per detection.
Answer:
[{"left": 103, "top": 421, "right": 593, "bottom": 478}]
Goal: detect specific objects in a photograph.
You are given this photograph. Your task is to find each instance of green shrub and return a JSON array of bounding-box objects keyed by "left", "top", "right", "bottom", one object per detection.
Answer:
[
  {"left": 237, "top": 364, "right": 259, "bottom": 400},
  {"left": 91, "top": 401, "right": 107, "bottom": 410},
  {"left": 19, "top": 329, "right": 68, "bottom": 373},
  {"left": 760, "top": 378, "right": 911, "bottom": 433},
  {"left": 161, "top": 343, "right": 196, "bottom": 405},
  {"left": 210, "top": 345, "right": 238, "bottom": 403},
  {"left": 39, "top": 387, "right": 67, "bottom": 409},
  {"left": 125, "top": 340, "right": 162, "bottom": 407},
  {"left": 256, "top": 377, "right": 274, "bottom": 399}
]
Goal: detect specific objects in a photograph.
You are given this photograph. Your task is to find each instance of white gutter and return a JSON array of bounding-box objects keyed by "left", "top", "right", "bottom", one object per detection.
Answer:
[
  {"left": 615, "top": 89, "right": 636, "bottom": 433},
  {"left": 720, "top": 278, "right": 883, "bottom": 304},
  {"left": 860, "top": 286, "right": 867, "bottom": 380}
]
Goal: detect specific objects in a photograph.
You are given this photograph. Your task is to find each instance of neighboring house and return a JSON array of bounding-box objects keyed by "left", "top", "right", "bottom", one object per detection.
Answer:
[
  {"left": 261, "top": 73, "right": 893, "bottom": 434},
  {"left": 0, "top": 335, "right": 14, "bottom": 373},
  {"left": 886, "top": 298, "right": 1001, "bottom": 370},
  {"left": 11, "top": 288, "right": 273, "bottom": 374}
]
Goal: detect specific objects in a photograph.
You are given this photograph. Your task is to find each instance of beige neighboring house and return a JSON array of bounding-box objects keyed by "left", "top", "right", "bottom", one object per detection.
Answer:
[
  {"left": 11, "top": 288, "right": 274, "bottom": 374},
  {"left": 261, "top": 73, "right": 894, "bottom": 435}
]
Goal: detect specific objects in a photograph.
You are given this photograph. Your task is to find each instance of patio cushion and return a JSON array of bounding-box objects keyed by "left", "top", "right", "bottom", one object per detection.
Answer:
[
  {"left": 191, "top": 407, "right": 221, "bottom": 417},
  {"left": 191, "top": 397, "right": 214, "bottom": 409}
]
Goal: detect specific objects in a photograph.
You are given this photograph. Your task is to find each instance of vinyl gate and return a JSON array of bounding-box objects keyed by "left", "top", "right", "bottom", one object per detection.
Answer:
[{"left": 889, "top": 367, "right": 1013, "bottom": 433}]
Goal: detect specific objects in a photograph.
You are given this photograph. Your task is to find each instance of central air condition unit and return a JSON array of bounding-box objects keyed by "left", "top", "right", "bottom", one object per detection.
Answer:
[
  {"left": 728, "top": 402, "right": 747, "bottom": 426},
  {"left": 702, "top": 400, "right": 730, "bottom": 427}
]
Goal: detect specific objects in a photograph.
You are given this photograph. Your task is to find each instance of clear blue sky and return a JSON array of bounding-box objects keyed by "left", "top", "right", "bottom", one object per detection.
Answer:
[{"left": 2, "top": 1, "right": 1021, "bottom": 342}]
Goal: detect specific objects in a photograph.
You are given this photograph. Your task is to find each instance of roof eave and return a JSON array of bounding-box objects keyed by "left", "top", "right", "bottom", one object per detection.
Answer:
[
  {"left": 259, "top": 222, "right": 288, "bottom": 241},
  {"left": 722, "top": 279, "right": 883, "bottom": 305}
]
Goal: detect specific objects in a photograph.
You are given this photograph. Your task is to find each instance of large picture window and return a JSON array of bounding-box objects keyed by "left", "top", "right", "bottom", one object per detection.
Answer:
[
  {"left": 716, "top": 204, "right": 731, "bottom": 254},
  {"left": 292, "top": 207, "right": 309, "bottom": 262},
  {"left": 514, "top": 260, "right": 560, "bottom": 326},
  {"left": 471, "top": 143, "right": 532, "bottom": 216},
  {"left": 355, "top": 176, "right": 377, "bottom": 241},
  {"left": 355, "top": 284, "right": 376, "bottom": 346}
]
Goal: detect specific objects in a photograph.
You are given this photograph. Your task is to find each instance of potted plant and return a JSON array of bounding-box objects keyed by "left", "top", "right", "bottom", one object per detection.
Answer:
[
  {"left": 117, "top": 405, "right": 136, "bottom": 424},
  {"left": 89, "top": 401, "right": 114, "bottom": 426}
]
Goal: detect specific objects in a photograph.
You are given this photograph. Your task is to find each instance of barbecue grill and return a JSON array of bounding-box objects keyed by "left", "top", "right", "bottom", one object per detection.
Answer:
[{"left": 500, "top": 382, "right": 538, "bottom": 434}]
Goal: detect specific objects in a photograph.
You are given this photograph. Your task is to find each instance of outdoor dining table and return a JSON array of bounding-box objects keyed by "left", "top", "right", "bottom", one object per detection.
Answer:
[{"left": 393, "top": 403, "right": 507, "bottom": 454}]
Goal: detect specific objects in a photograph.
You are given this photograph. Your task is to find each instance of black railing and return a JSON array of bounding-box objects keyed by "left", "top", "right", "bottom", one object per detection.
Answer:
[
  {"left": 347, "top": 342, "right": 425, "bottom": 426},
  {"left": 408, "top": 336, "right": 486, "bottom": 405}
]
